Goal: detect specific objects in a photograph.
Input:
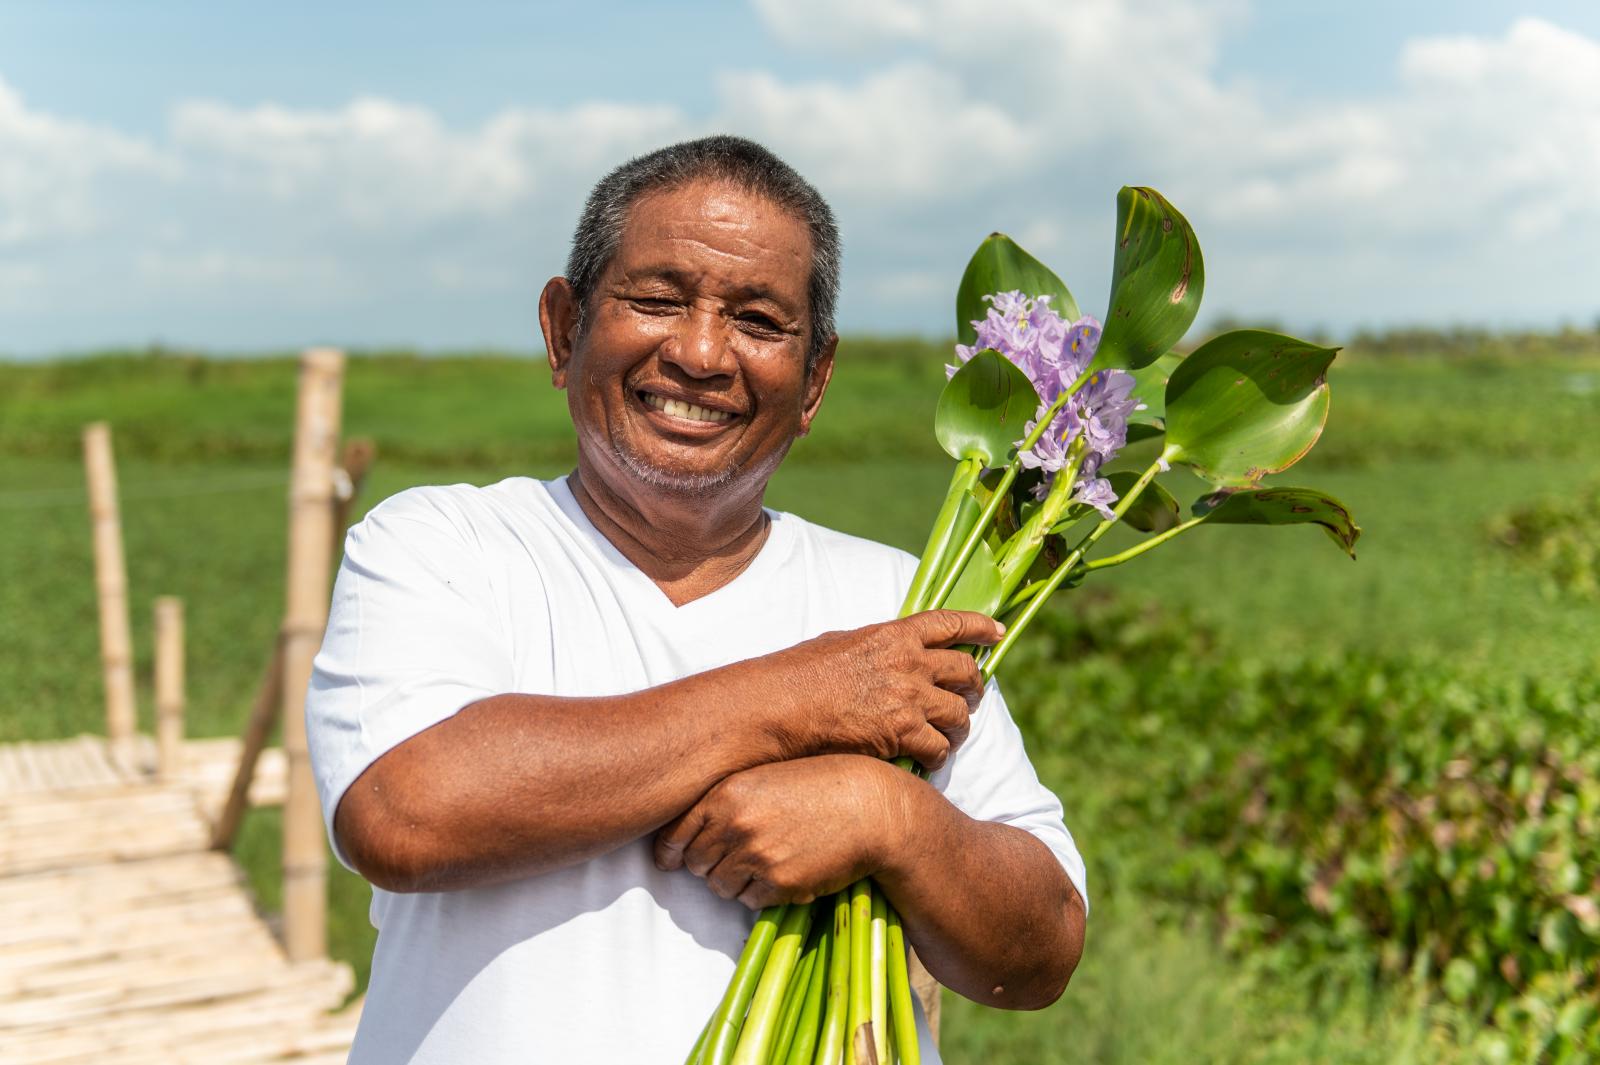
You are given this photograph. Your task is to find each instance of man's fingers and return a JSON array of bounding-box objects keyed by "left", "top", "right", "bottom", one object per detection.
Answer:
[
  {"left": 900, "top": 723, "right": 952, "bottom": 772},
  {"left": 926, "top": 648, "right": 984, "bottom": 703},
  {"left": 910, "top": 609, "right": 1006, "bottom": 649},
  {"left": 929, "top": 686, "right": 974, "bottom": 728},
  {"left": 738, "top": 878, "right": 788, "bottom": 911},
  {"left": 653, "top": 804, "right": 707, "bottom": 872},
  {"left": 925, "top": 685, "right": 972, "bottom": 740},
  {"left": 683, "top": 828, "right": 727, "bottom": 879},
  {"left": 705, "top": 855, "right": 753, "bottom": 902},
  {"left": 740, "top": 881, "right": 812, "bottom": 911}
]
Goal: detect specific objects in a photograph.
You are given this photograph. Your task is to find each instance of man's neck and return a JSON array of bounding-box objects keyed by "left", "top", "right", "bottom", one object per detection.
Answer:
[{"left": 568, "top": 463, "right": 773, "bottom": 607}]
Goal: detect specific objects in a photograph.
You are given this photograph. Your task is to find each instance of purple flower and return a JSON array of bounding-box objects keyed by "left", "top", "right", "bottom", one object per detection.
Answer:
[
  {"left": 947, "top": 292, "right": 1074, "bottom": 402},
  {"left": 951, "top": 292, "right": 1146, "bottom": 518},
  {"left": 1072, "top": 476, "right": 1119, "bottom": 521}
]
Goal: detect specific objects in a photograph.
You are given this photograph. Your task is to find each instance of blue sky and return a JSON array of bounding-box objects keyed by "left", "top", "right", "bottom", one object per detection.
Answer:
[{"left": 2, "top": 0, "right": 1598, "bottom": 355}]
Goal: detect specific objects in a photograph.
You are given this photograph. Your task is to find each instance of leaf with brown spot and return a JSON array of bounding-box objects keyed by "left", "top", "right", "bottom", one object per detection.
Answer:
[
  {"left": 1192, "top": 485, "right": 1362, "bottom": 558},
  {"left": 1162, "top": 330, "right": 1339, "bottom": 487},
  {"left": 1093, "top": 187, "right": 1205, "bottom": 372}
]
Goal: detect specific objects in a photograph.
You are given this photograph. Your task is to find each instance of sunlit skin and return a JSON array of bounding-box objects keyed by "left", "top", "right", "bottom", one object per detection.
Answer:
[
  {"left": 333, "top": 178, "right": 1083, "bottom": 1011},
  {"left": 539, "top": 180, "right": 835, "bottom": 606}
]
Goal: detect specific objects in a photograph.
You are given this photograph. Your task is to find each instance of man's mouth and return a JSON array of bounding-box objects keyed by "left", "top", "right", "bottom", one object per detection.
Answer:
[{"left": 638, "top": 391, "right": 739, "bottom": 424}]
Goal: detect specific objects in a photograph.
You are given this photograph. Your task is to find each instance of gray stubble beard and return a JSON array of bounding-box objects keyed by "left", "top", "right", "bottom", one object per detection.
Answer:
[
  {"left": 607, "top": 434, "right": 741, "bottom": 494},
  {"left": 606, "top": 431, "right": 793, "bottom": 498}
]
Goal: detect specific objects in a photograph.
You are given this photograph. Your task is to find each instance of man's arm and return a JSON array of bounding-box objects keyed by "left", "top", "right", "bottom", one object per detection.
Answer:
[
  {"left": 879, "top": 770, "right": 1084, "bottom": 1009},
  {"left": 334, "top": 610, "right": 1001, "bottom": 893},
  {"left": 652, "top": 755, "right": 1083, "bottom": 1010}
]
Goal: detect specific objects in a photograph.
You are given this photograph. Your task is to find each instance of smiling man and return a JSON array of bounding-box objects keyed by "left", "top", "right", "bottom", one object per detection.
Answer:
[{"left": 307, "top": 135, "right": 1086, "bottom": 1064}]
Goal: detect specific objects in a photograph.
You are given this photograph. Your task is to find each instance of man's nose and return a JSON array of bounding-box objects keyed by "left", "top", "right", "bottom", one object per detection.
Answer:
[{"left": 660, "top": 307, "right": 737, "bottom": 379}]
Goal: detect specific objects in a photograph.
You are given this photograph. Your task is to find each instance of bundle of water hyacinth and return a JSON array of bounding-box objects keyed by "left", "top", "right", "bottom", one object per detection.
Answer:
[{"left": 687, "top": 187, "right": 1362, "bottom": 1065}]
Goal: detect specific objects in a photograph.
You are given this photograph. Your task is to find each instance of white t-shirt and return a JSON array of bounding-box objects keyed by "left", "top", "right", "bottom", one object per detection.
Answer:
[{"left": 307, "top": 476, "right": 1087, "bottom": 1064}]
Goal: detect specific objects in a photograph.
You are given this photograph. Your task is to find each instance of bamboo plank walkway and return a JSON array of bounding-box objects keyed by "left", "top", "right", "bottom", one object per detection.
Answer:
[{"left": 0, "top": 736, "right": 360, "bottom": 1064}]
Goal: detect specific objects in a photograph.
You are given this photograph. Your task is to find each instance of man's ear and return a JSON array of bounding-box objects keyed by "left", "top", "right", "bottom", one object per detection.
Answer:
[
  {"left": 797, "top": 334, "right": 839, "bottom": 437},
  {"left": 539, "top": 277, "right": 580, "bottom": 389}
]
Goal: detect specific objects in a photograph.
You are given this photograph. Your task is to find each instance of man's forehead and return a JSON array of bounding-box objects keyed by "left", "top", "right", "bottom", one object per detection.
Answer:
[
  {"left": 631, "top": 179, "right": 790, "bottom": 226},
  {"left": 609, "top": 183, "right": 811, "bottom": 297}
]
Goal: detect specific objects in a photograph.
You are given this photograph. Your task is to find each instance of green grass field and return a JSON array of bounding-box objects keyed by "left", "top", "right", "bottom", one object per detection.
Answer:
[{"left": 2, "top": 340, "right": 1596, "bottom": 1060}]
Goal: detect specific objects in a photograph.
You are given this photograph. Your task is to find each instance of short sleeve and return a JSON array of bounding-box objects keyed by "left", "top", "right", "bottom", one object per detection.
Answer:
[
  {"left": 306, "top": 488, "right": 519, "bottom": 870},
  {"left": 928, "top": 680, "right": 1089, "bottom": 914}
]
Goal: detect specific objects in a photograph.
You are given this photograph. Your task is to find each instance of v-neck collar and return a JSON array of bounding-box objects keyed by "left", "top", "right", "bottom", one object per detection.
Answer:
[{"left": 541, "top": 475, "right": 796, "bottom": 615}]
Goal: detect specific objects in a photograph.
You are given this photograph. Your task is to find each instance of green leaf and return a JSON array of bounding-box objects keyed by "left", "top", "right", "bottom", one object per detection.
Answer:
[
  {"left": 1194, "top": 486, "right": 1362, "bottom": 558},
  {"left": 935, "top": 349, "right": 1040, "bottom": 465},
  {"left": 1108, "top": 471, "right": 1182, "bottom": 533},
  {"left": 956, "top": 233, "right": 1080, "bottom": 346},
  {"left": 942, "top": 537, "right": 1003, "bottom": 617},
  {"left": 1092, "top": 188, "right": 1204, "bottom": 372},
  {"left": 1163, "top": 330, "right": 1339, "bottom": 487},
  {"left": 1128, "top": 350, "right": 1184, "bottom": 425}
]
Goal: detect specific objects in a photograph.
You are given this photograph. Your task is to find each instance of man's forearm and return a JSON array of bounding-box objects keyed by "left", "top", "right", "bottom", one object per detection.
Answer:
[
  {"left": 336, "top": 670, "right": 786, "bottom": 893},
  {"left": 876, "top": 775, "right": 1084, "bottom": 1010},
  {"left": 335, "top": 611, "right": 997, "bottom": 895}
]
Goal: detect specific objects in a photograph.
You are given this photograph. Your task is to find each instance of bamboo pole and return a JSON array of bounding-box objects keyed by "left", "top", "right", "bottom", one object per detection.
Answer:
[
  {"left": 83, "top": 422, "right": 138, "bottom": 770},
  {"left": 211, "top": 634, "right": 285, "bottom": 851},
  {"left": 153, "top": 597, "right": 185, "bottom": 781},
  {"left": 281, "top": 347, "right": 345, "bottom": 962}
]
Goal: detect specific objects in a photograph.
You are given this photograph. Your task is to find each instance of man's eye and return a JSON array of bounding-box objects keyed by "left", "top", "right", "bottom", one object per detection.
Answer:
[
  {"left": 737, "top": 312, "right": 782, "bottom": 333},
  {"left": 630, "top": 297, "right": 678, "bottom": 313}
]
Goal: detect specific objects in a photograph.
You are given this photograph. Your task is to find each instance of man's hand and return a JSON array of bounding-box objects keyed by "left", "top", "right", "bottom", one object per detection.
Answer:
[
  {"left": 654, "top": 755, "right": 907, "bottom": 909},
  {"left": 744, "top": 609, "right": 1002, "bottom": 771}
]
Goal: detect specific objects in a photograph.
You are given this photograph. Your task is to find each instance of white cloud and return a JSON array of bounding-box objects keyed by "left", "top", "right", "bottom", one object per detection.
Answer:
[
  {"left": 0, "top": 77, "right": 174, "bottom": 246},
  {"left": 171, "top": 96, "right": 687, "bottom": 226},
  {"left": 3, "top": 8, "right": 1600, "bottom": 351},
  {"left": 749, "top": 3, "right": 1599, "bottom": 240},
  {"left": 715, "top": 65, "right": 1033, "bottom": 201}
]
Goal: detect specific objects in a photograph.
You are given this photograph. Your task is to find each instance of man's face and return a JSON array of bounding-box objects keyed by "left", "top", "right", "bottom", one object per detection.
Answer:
[{"left": 546, "top": 180, "right": 834, "bottom": 499}]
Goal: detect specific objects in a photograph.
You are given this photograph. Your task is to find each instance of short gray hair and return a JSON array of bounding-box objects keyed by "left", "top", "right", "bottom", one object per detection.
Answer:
[{"left": 565, "top": 135, "right": 841, "bottom": 370}]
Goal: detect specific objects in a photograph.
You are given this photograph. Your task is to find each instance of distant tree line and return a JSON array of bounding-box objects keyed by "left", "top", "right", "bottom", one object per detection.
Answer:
[{"left": 1203, "top": 315, "right": 1600, "bottom": 358}]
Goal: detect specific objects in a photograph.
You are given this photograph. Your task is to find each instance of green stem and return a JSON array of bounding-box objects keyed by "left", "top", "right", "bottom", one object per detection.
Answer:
[
  {"left": 870, "top": 886, "right": 889, "bottom": 1065},
  {"left": 769, "top": 920, "right": 822, "bottom": 1065},
  {"left": 782, "top": 921, "right": 831, "bottom": 1065},
  {"left": 994, "top": 443, "right": 1084, "bottom": 603},
  {"left": 1005, "top": 577, "right": 1048, "bottom": 614},
  {"left": 815, "top": 893, "right": 852, "bottom": 1065},
  {"left": 732, "top": 904, "right": 815, "bottom": 1065},
  {"left": 705, "top": 905, "right": 790, "bottom": 1065},
  {"left": 924, "top": 375, "right": 1088, "bottom": 612},
  {"left": 982, "top": 453, "right": 1169, "bottom": 679},
  {"left": 1081, "top": 516, "right": 1204, "bottom": 571},
  {"left": 1066, "top": 453, "right": 1170, "bottom": 566},
  {"left": 902, "top": 457, "right": 983, "bottom": 614},
  {"left": 847, "top": 881, "right": 874, "bottom": 1064},
  {"left": 885, "top": 905, "right": 920, "bottom": 1065}
]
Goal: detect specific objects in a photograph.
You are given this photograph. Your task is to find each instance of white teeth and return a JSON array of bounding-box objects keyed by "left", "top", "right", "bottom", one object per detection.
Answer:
[{"left": 642, "top": 393, "right": 735, "bottom": 423}]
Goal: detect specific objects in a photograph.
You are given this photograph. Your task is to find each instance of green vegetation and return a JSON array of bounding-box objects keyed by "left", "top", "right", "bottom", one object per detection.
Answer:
[
  {"left": 2, "top": 336, "right": 1597, "bottom": 1061},
  {"left": 1489, "top": 484, "right": 1600, "bottom": 602}
]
